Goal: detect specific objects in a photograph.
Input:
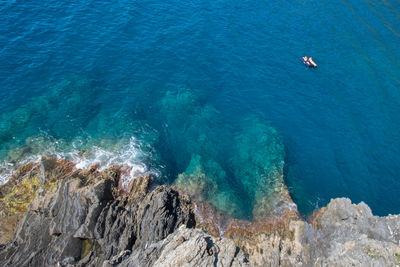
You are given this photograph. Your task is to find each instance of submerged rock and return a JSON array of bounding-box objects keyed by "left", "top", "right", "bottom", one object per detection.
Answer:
[{"left": 0, "top": 160, "right": 400, "bottom": 266}]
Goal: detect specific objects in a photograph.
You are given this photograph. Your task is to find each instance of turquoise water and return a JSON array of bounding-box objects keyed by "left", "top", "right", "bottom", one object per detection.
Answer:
[{"left": 1, "top": 0, "right": 400, "bottom": 218}]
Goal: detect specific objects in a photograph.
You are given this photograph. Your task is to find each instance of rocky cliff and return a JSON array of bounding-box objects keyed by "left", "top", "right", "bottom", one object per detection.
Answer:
[{"left": 1, "top": 158, "right": 400, "bottom": 266}]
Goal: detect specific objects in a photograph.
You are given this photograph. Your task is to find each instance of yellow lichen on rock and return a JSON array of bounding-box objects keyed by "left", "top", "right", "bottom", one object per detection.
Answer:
[
  {"left": 0, "top": 158, "right": 75, "bottom": 218},
  {"left": 1, "top": 174, "right": 41, "bottom": 216},
  {"left": 364, "top": 246, "right": 381, "bottom": 260},
  {"left": 0, "top": 158, "right": 75, "bottom": 245},
  {"left": 81, "top": 239, "right": 95, "bottom": 258},
  {"left": 394, "top": 251, "right": 400, "bottom": 265},
  {"left": 1, "top": 171, "right": 62, "bottom": 217}
]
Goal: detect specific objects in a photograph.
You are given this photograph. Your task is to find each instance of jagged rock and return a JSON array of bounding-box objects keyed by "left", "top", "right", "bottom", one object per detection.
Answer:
[
  {"left": 1, "top": 160, "right": 400, "bottom": 267},
  {"left": 117, "top": 225, "right": 250, "bottom": 267},
  {"left": 0, "top": 163, "right": 196, "bottom": 267},
  {"left": 311, "top": 198, "right": 400, "bottom": 244},
  {"left": 226, "top": 198, "right": 400, "bottom": 266},
  {"left": 0, "top": 158, "right": 75, "bottom": 246},
  {"left": 309, "top": 198, "right": 400, "bottom": 267},
  {"left": 153, "top": 226, "right": 250, "bottom": 267}
]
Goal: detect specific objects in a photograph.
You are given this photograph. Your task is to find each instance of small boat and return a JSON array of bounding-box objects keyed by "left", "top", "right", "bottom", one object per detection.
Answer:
[{"left": 302, "top": 56, "right": 317, "bottom": 68}]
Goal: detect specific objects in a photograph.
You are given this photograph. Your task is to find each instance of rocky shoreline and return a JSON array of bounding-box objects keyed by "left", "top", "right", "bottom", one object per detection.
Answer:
[{"left": 1, "top": 158, "right": 400, "bottom": 266}]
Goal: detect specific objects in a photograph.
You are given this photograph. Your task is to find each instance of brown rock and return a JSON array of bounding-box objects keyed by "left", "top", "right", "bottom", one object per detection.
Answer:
[{"left": 0, "top": 214, "right": 22, "bottom": 244}]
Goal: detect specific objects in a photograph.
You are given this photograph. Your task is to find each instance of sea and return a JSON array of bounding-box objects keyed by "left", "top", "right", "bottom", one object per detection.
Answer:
[{"left": 1, "top": 0, "right": 400, "bottom": 219}]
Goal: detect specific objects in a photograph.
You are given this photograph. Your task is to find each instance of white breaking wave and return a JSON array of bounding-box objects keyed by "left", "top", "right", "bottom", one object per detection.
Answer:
[
  {"left": 0, "top": 136, "right": 160, "bottom": 187},
  {"left": 0, "top": 154, "right": 42, "bottom": 185}
]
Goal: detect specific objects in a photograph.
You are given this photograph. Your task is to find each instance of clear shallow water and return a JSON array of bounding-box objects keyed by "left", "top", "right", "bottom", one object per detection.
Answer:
[{"left": 1, "top": 0, "right": 400, "bottom": 218}]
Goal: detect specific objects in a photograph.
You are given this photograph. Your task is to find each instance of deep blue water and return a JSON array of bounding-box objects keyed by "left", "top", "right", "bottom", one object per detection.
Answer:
[{"left": 1, "top": 0, "right": 400, "bottom": 218}]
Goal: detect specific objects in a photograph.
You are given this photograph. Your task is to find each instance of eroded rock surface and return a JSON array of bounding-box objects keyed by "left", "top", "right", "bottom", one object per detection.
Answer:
[
  {"left": 309, "top": 198, "right": 400, "bottom": 266},
  {"left": 111, "top": 225, "right": 250, "bottom": 267},
  {"left": 1, "top": 160, "right": 400, "bottom": 267},
  {"left": 224, "top": 198, "right": 400, "bottom": 266},
  {"left": 0, "top": 160, "right": 196, "bottom": 266}
]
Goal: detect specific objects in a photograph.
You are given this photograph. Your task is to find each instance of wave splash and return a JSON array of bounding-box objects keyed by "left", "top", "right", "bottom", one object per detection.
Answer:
[{"left": 0, "top": 135, "right": 161, "bottom": 187}]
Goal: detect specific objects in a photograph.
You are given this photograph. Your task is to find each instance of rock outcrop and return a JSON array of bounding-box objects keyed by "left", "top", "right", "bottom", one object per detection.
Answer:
[
  {"left": 0, "top": 159, "right": 197, "bottom": 266},
  {"left": 111, "top": 225, "right": 250, "bottom": 267},
  {"left": 1, "top": 159, "right": 400, "bottom": 266},
  {"left": 223, "top": 198, "right": 400, "bottom": 266}
]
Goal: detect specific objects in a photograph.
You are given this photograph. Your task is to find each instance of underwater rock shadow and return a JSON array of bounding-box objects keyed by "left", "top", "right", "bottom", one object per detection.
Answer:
[{"left": 155, "top": 88, "right": 297, "bottom": 222}]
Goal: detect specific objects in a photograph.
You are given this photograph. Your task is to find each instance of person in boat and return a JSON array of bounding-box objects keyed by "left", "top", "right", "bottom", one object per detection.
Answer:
[{"left": 302, "top": 56, "right": 317, "bottom": 68}]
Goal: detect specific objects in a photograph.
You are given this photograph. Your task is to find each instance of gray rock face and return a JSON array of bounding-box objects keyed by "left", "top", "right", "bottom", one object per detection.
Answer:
[
  {"left": 312, "top": 198, "right": 400, "bottom": 244},
  {"left": 113, "top": 226, "right": 250, "bottom": 267},
  {"left": 236, "top": 198, "right": 400, "bottom": 266},
  {"left": 153, "top": 226, "right": 249, "bottom": 267},
  {"left": 309, "top": 198, "right": 400, "bottom": 267},
  {"left": 0, "top": 166, "right": 196, "bottom": 267},
  {"left": 1, "top": 161, "right": 400, "bottom": 267}
]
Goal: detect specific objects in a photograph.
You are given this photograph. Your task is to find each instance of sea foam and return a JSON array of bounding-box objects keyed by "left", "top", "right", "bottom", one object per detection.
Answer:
[{"left": 0, "top": 135, "right": 160, "bottom": 187}]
